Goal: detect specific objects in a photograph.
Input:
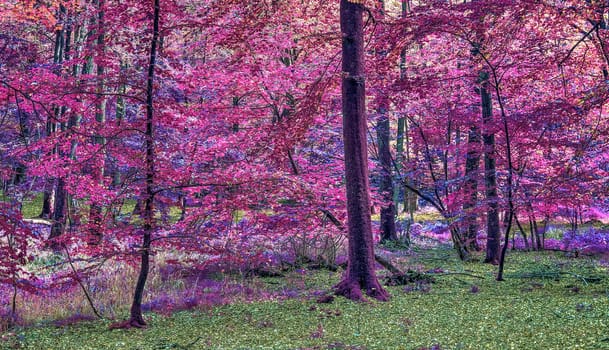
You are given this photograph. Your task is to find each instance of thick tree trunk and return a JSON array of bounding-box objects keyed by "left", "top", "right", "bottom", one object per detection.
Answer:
[
  {"left": 128, "top": 0, "right": 159, "bottom": 327},
  {"left": 334, "top": 0, "right": 389, "bottom": 302},
  {"left": 480, "top": 72, "right": 500, "bottom": 264},
  {"left": 463, "top": 126, "right": 481, "bottom": 251}
]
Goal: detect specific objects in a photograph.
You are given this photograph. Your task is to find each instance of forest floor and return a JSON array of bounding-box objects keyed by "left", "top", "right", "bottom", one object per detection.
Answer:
[{"left": 2, "top": 244, "right": 609, "bottom": 350}]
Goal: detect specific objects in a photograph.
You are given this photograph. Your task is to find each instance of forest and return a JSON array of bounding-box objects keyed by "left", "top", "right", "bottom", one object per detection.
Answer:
[{"left": 2, "top": 0, "right": 609, "bottom": 349}]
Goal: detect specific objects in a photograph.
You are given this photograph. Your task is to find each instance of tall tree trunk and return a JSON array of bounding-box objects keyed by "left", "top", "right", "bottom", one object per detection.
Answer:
[
  {"left": 404, "top": 120, "right": 418, "bottom": 216},
  {"left": 494, "top": 65, "right": 515, "bottom": 281},
  {"left": 112, "top": 61, "right": 127, "bottom": 189},
  {"left": 399, "top": 0, "right": 417, "bottom": 218},
  {"left": 89, "top": 0, "right": 107, "bottom": 244},
  {"left": 394, "top": 0, "right": 415, "bottom": 243},
  {"left": 49, "top": 6, "right": 69, "bottom": 240},
  {"left": 376, "top": 0, "right": 397, "bottom": 243},
  {"left": 110, "top": 62, "right": 127, "bottom": 222},
  {"left": 334, "top": 0, "right": 389, "bottom": 302},
  {"left": 67, "top": 22, "right": 88, "bottom": 229},
  {"left": 40, "top": 32, "right": 60, "bottom": 219},
  {"left": 480, "top": 71, "right": 500, "bottom": 264},
  {"left": 128, "top": 0, "right": 159, "bottom": 327},
  {"left": 394, "top": 117, "right": 404, "bottom": 209},
  {"left": 378, "top": 110, "right": 397, "bottom": 242},
  {"left": 463, "top": 126, "right": 481, "bottom": 251}
]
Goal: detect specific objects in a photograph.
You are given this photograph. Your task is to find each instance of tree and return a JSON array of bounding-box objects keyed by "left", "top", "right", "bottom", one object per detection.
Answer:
[
  {"left": 375, "top": 0, "right": 398, "bottom": 243},
  {"left": 462, "top": 125, "right": 481, "bottom": 251},
  {"left": 127, "top": 0, "right": 160, "bottom": 327},
  {"left": 479, "top": 70, "right": 500, "bottom": 264},
  {"left": 334, "top": 0, "right": 389, "bottom": 302}
]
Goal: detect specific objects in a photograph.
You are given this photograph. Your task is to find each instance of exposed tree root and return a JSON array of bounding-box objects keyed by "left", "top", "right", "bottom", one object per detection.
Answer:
[
  {"left": 334, "top": 278, "right": 390, "bottom": 302},
  {"left": 108, "top": 318, "right": 146, "bottom": 330}
]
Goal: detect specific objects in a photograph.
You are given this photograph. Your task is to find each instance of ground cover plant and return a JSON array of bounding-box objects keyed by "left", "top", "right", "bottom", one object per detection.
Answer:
[
  {"left": 3, "top": 247, "right": 609, "bottom": 349},
  {"left": 3, "top": 0, "right": 609, "bottom": 349}
]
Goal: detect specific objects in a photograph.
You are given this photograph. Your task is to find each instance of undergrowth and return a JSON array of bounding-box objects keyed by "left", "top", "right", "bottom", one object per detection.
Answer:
[{"left": 2, "top": 248, "right": 609, "bottom": 349}]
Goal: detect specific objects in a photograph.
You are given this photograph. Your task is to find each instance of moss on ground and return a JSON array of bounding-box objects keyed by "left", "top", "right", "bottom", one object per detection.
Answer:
[{"left": 3, "top": 249, "right": 609, "bottom": 349}]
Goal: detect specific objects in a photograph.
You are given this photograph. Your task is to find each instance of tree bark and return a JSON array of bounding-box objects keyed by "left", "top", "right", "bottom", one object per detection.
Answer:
[
  {"left": 376, "top": 0, "right": 397, "bottom": 243},
  {"left": 40, "top": 184, "right": 54, "bottom": 219},
  {"left": 49, "top": 179, "right": 66, "bottom": 240},
  {"left": 41, "top": 15, "right": 66, "bottom": 220},
  {"left": 378, "top": 109, "right": 397, "bottom": 243},
  {"left": 480, "top": 72, "right": 500, "bottom": 264},
  {"left": 49, "top": 7, "right": 69, "bottom": 240},
  {"left": 463, "top": 126, "right": 481, "bottom": 251},
  {"left": 394, "top": 117, "right": 404, "bottom": 209},
  {"left": 514, "top": 214, "right": 529, "bottom": 250},
  {"left": 89, "top": 0, "right": 107, "bottom": 244},
  {"left": 128, "top": 0, "right": 159, "bottom": 327},
  {"left": 334, "top": 0, "right": 389, "bottom": 302}
]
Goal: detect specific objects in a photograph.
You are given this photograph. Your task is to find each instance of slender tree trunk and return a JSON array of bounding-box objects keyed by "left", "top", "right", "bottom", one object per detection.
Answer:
[
  {"left": 376, "top": 0, "right": 397, "bottom": 243},
  {"left": 40, "top": 184, "right": 54, "bottom": 219},
  {"left": 110, "top": 62, "right": 127, "bottom": 222},
  {"left": 40, "top": 27, "right": 61, "bottom": 219},
  {"left": 495, "top": 66, "right": 515, "bottom": 281},
  {"left": 404, "top": 120, "right": 417, "bottom": 216},
  {"left": 89, "top": 0, "right": 107, "bottom": 244},
  {"left": 112, "top": 61, "right": 127, "bottom": 189},
  {"left": 334, "top": 0, "right": 389, "bottom": 302},
  {"left": 529, "top": 216, "right": 538, "bottom": 250},
  {"left": 128, "top": 0, "right": 159, "bottom": 327},
  {"left": 67, "top": 23, "right": 88, "bottom": 228},
  {"left": 378, "top": 106, "right": 397, "bottom": 242},
  {"left": 398, "top": 0, "right": 417, "bottom": 219},
  {"left": 394, "top": 117, "right": 404, "bottom": 209},
  {"left": 463, "top": 126, "right": 481, "bottom": 251},
  {"left": 515, "top": 214, "right": 529, "bottom": 251},
  {"left": 480, "top": 72, "right": 500, "bottom": 264},
  {"left": 49, "top": 6, "right": 69, "bottom": 240}
]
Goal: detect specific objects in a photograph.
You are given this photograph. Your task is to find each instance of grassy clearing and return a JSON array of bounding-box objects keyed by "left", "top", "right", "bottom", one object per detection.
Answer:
[{"left": 3, "top": 248, "right": 609, "bottom": 349}]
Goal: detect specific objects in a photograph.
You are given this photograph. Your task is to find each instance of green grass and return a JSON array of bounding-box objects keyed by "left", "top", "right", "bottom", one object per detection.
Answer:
[
  {"left": 4, "top": 248, "right": 609, "bottom": 349},
  {"left": 120, "top": 199, "right": 138, "bottom": 216},
  {"left": 16, "top": 194, "right": 184, "bottom": 224},
  {"left": 0, "top": 190, "right": 41, "bottom": 218},
  {"left": 21, "top": 193, "right": 44, "bottom": 219}
]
